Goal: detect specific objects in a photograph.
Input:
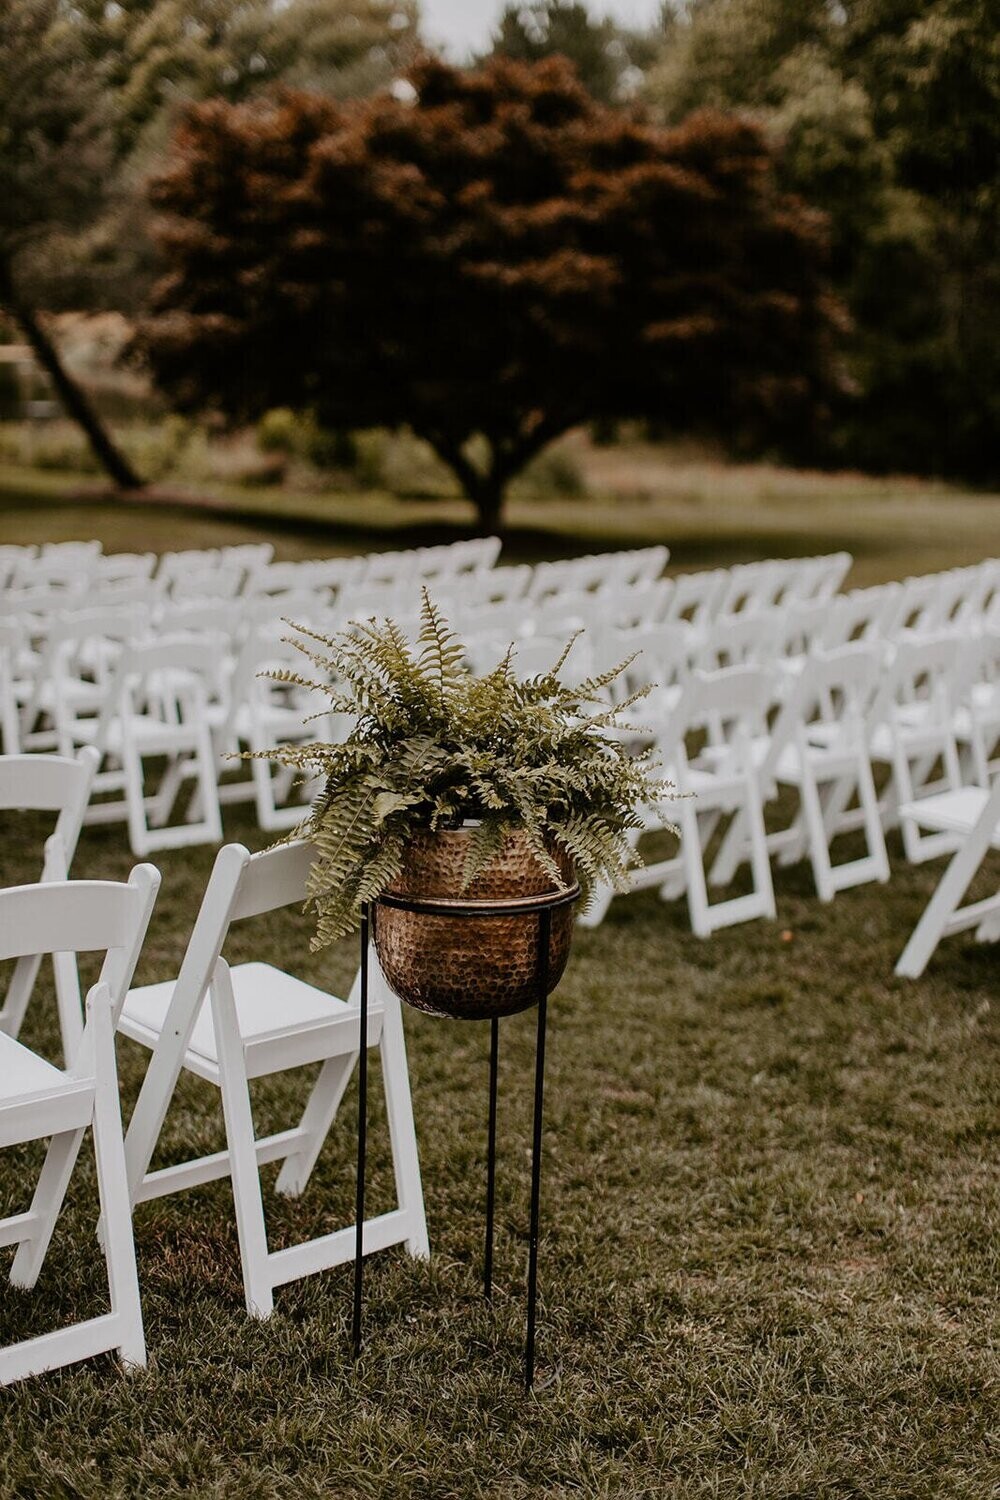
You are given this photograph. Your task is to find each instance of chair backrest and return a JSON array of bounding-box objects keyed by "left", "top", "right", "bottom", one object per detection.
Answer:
[
  {"left": 819, "top": 584, "right": 900, "bottom": 649},
  {"left": 94, "top": 552, "right": 157, "bottom": 586},
  {"left": 170, "top": 565, "right": 244, "bottom": 602},
  {"left": 0, "top": 865, "right": 160, "bottom": 1027},
  {"left": 85, "top": 637, "right": 218, "bottom": 753},
  {"left": 588, "top": 623, "right": 691, "bottom": 702},
  {"left": 0, "top": 748, "right": 99, "bottom": 878},
  {"left": 715, "top": 561, "right": 783, "bottom": 619},
  {"left": 661, "top": 664, "right": 774, "bottom": 771},
  {"left": 868, "top": 633, "right": 968, "bottom": 736},
  {"left": 696, "top": 611, "right": 778, "bottom": 672},
  {"left": 660, "top": 569, "right": 728, "bottom": 629},
  {"left": 154, "top": 842, "right": 316, "bottom": 1030},
  {"left": 762, "top": 643, "right": 881, "bottom": 779},
  {"left": 598, "top": 546, "right": 669, "bottom": 592}
]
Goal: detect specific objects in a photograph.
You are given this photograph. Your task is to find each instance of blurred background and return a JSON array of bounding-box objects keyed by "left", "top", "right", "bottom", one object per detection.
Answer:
[{"left": 0, "top": 0, "right": 995, "bottom": 557}]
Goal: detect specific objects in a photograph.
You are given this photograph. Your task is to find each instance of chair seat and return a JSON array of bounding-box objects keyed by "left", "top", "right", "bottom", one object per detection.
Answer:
[
  {"left": 898, "top": 786, "right": 997, "bottom": 839},
  {"left": 773, "top": 737, "right": 861, "bottom": 784},
  {"left": 72, "top": 714, "right": 203, "bottom": 753},
  {"left": 0, "top": 1033, "right": 64, "bottom": 1103},
  {"left": 121, "top": 962, "right": 374, "bottom": 1075}
]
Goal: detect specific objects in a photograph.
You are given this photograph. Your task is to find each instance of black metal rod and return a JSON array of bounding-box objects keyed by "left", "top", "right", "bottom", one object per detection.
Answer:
[
  {"left": 484, "top": 1016, "right": 499, "bottom": 1301},
  {"left": 352, "top": 902, "right": 370, "bottom": 1360},
  {"left": 525, "top": 909, "right": 551, "bottom": 1390}
]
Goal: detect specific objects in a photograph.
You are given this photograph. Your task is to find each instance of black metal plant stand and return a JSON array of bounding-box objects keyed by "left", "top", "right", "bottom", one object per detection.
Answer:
[{"left": 352, "top": 884, "right": 580, "bottom": 1390}]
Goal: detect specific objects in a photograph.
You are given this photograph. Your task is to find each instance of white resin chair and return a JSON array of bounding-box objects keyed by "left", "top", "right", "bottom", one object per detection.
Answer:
[
  {"left": 0, "top": 867, "right": 159, "bottom": 1386},
  {"left": 120, "top": 841, "right": 428, "bottom": 1317},
  {"left": 710, "top": 645, "right": 890, "bottom": 903},
  {"left": 867, "top": 634, "right": 970, "bottom": 863},
  {"left": 69, "top": 638, "right": 224, "bottom": 856},
  {"left": 895, "top": 776, "right": 1000, "bottom": 977},
  {"left": 0, "top": 748, "right": 100, "bottom": 1059},
  {"left": 582, "top": 666, "right": 776, "bottom": 936}
]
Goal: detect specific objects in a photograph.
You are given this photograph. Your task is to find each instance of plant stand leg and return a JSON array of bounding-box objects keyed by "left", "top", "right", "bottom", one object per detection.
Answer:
[
  {"left": 353, "top": 903, "right": 370, "bottom": 1359},
  {"left": 484, "top": 1017, "right": 499, "bottom": 1301},
  {"left": 525, "top": 909, "right": 550, "bottom": 1391}
]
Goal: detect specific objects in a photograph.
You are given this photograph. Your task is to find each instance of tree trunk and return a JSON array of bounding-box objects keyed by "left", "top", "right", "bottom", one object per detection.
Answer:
[
  {"left": 0, "top": 259, "right": 143, "bottom": 491},
  {"left": 466, "top": 470, "right": 506, "bottom": 537},
  {"left": 417, "top": 427, "right": 509, "bottom": 535}
]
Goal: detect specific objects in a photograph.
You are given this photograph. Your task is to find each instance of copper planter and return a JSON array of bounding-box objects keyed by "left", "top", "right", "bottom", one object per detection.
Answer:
[{"left": 373, "top": 829, "right": 576, "bottom": 1019}]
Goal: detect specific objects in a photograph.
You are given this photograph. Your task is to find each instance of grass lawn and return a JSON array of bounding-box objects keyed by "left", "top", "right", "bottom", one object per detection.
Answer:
[
  {"left": 3, "top": 437, "right": 1000, "bottom": 584},
  {"left": 1, "top": 456, "right": 999, "bottom": 1495}
]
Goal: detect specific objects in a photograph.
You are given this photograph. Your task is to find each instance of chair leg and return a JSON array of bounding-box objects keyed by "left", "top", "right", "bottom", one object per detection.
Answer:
[
  {"left": 744, "top": 774, "right": 777, "bottom": 923},
  {"left": 799, "top": 770, "right": 835, "bottom": 902},
  {"left": 680, "top": 801, "right": 712, "bottom": 937},
  {"left": 857, "top": 755, "right": 891, "bottom": 883},
  {"left": 376, "top": 979, "right": 430, "bottom": 1259},
  {"left": 9, "top": 1128, "right": 86, "bottom": 1290},
  {"left": 895, "top": 817, "right": 998, "bottom": 978},
  {"left": 210, "top": 971, "right": 274, "bottom": 1317},
  {"left": 274, "top": 1053, "right": 355, "bottom": 1199},
  {"left": 122, "top": 741, "right": 151, "bottom": 858},
  {"left": 0, "top": 953, "right": 42, "bottom": 1041},
  {"left": 90, "top": 995, "right": 146, "bottom": 1369}
]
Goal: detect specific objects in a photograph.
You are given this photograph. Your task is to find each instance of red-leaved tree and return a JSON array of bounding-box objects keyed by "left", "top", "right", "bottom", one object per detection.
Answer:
[{"left": 140, "top": 55, "right": 844, "bottom": 531}]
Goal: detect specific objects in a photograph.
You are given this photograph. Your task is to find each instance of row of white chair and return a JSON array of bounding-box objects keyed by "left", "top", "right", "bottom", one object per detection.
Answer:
[{"left": 0, "top": 766, "right": 427, "bottom": 1387}]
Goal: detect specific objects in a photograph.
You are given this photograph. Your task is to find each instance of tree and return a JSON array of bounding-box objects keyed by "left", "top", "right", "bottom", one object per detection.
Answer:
[
  {"left": 0, "top": 1, "right": 419, "bottom": 493},
  {"left": 646, "top": 0, "right": 1000, "bottom": 481},
  {"left": 138, "top": 55, "right": 843, "bottom": 531},
  {"left": 485, "top": 1, "right": 657, "bottom": 105},
  {"left": 0, "top": 0, "right": 141, "bottom": 488}
]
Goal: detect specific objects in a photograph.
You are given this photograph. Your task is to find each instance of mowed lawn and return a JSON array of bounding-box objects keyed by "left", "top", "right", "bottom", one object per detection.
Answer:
[{"left": 1, "top": 466, "right": 999, "bottom": 1496}]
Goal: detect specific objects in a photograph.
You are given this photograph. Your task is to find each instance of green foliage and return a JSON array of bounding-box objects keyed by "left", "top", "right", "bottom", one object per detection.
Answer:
[
  {"left": 0, "top": 1, "right": 110, "bottom": 266},
  {"left": 254, "top": 591, "right": 671, "bottom": 946},
  {"left": 485, "top": 0, "right": 657, "bottom": 104},
  {"left": 645, "top": 0, "right": 1000, "bottom": 483}
]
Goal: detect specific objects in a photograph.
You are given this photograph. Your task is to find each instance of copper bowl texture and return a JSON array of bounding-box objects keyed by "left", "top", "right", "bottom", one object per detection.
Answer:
[{"left": 373, "top": 828, "right": 576, "bottom": 1019}]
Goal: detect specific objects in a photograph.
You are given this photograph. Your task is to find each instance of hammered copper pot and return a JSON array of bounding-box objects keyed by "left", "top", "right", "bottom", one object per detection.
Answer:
[{"left": 373, "top": 828, "right": 576, "bottom": 1019}]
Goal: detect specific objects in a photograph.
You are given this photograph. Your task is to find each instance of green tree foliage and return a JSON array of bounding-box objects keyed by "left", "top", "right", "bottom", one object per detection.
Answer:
[
  {"left": 0, "top": 0, "right": 140, "bottom": 486},
  {"left": 94, "top": 0, "right": 418, "bottom": 154},
  {"left": 485, "top": 0, "right": 657, "bottom": 104},
  {"left": 138, "top": 55, "right": 843, "bottom": 530},
  {"left": 0, "top": 0, "right": 419, "bottom": 488},
  {"left": 647, "top": 0, "right": 1000, "bottom": 482}
]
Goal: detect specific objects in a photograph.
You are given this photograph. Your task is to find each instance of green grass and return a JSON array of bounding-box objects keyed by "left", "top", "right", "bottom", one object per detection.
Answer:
[
  {"left": 3, "top": 438, "right": 1000, "bottom": 584},
  {"left": 2, "top": 454, "right": 1000, "bottom": 1495},
  {"left": 2, "top": 804, "right": 999, "bottom": 1497}
]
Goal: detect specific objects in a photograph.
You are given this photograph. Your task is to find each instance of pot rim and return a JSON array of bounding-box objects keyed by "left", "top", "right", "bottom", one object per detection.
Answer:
[{"left": 376, "top": 882, "right": 581, "bottom": 917}]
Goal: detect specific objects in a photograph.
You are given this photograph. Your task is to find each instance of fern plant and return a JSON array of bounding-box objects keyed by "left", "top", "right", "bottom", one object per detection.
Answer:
[{"left": 257, "top": 590, "right": 672, "bottom": 947}]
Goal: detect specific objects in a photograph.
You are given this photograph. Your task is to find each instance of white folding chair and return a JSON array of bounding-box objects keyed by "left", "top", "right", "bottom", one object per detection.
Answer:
[
  {"left": 120, "top": 841, "right": 428, "bottom": 1317},
  {"left": 0, "top": 867, "right": 159, "bottom": 1386},
  {"left": 711, "top": 645, "right": 890, "bottom": 903},
  {"left": 868, "top": 635, "right": 970, "bottom": 863},
  {"left": 0, "top": 747, "right": 100, "bottom": 1059},
  {"left": 582, "top": 666, "right": 776, "bottom": 936},
  {"left": 70, "top": 638, "right": 224, "bottom": 856},
  {"left": 895, "top": 777, "right": 1000, "bottom": 977},
  {"left": 955, "top": 631, "right": 1000, "bottom": 787},
  {"left": 20, "top": 605, "right": 148, "bottom": 757},
  {"left": 695, "top": 611, "right": 778, "bottom": 673},
  {"left": 818, "top": 584, "right": 900, "bottom": 650},
  {"left": 715, "top": 561, "right": 784, "bottom": 619}
]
